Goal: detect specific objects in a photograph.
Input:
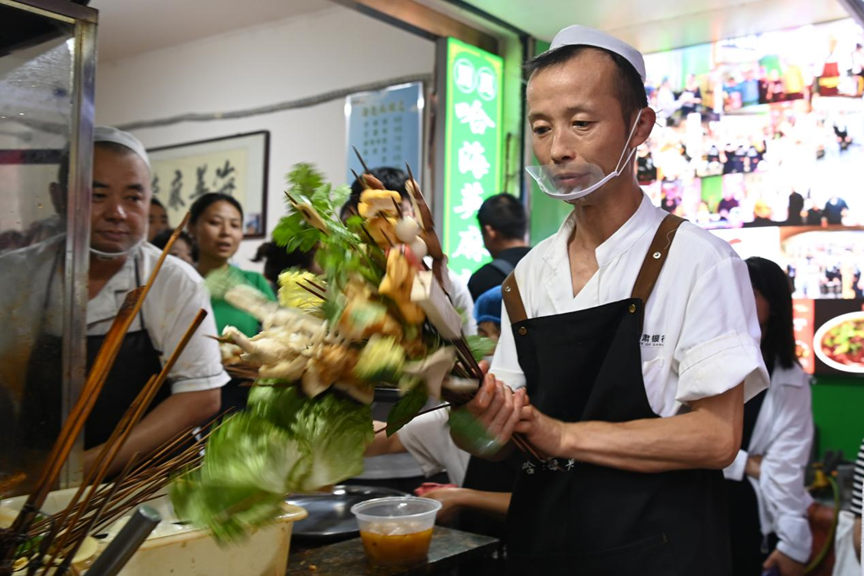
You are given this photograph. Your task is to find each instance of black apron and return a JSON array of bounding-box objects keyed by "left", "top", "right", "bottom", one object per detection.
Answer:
[
  {"left": 21, "top": 253, "right": 169, "bottom": 453},
  {"left": 459, "top": 452, "right": 522, "bottom": 540},
  {"left": 501, "top": 215, "right": 731, "bottom": 575}
]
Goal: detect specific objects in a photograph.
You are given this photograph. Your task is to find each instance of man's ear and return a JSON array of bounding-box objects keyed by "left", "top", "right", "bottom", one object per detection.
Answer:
[
  {"left": 632, "top": 107, "right": 656, "bottom": 148},
  {"left": 483, "top": 224, "right": 497, "bottom": 242}
]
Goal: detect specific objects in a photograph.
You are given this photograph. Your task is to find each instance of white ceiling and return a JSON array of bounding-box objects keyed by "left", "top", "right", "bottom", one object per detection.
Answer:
[
  {"left": 458, "top": 0, "right": 850, "bottom": 54},
  {"left": 89, "top": 0, "right": 332, "bottom": 61},
  {"left": 86, "top": 0, "right": 853, "bottom": 62}
]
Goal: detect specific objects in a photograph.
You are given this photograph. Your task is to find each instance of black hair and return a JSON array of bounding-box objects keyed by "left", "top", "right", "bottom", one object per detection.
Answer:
[
  {"left": 151, "top": 228, "right": 193, "bottom": 251},
  {"left": 746, "top": 256, "right": 798, "bottom": 374},
  {"left": 526, "top": 45, "right": 648, "bottom": 125},
  {"left": 189, "top": 193, "right": 244, "bottom": 226},
  {"left": 343, "top": 167, "right": 410, "bottom": 221},
  {"left": 477, "top": 193, "right": 527, "bottom": 240},
  {"left": 150, "top": 197, "right": 165, "bottom": 210},
  {"left": 349, "top": 166, "right": 409, "bottom": 198},
  {"left": 252, "top": 241, "right": 317, "bottom": 286}
]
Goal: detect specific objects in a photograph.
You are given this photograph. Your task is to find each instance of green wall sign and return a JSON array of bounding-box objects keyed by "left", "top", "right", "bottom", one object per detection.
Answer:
[{"left": 437, "top": 38, "right": 504, "bottom": 284}]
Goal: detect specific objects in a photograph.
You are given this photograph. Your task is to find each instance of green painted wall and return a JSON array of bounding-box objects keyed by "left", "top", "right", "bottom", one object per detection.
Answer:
[{"left": 812, "top": 376, "right": 864, "bottom": 459}]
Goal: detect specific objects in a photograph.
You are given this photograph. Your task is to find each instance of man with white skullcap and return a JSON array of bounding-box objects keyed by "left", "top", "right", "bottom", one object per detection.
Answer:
[
  {"left": 456, "top": 26, "right": 768, "bottom": 574},
  {"left": 3, "top": 127, "right": 228, "bottom": 484}
]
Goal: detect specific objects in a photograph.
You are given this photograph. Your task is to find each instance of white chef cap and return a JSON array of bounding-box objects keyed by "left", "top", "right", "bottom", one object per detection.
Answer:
[
  {"left": 549, "top": 25, "right": 646, "bottom": 82},
  {"left": 94, "top": 125, "right": 151, "bottom": 170}
]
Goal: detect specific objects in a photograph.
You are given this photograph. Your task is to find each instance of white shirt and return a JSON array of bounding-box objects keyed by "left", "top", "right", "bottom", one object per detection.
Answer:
[
  {"left": 723, "top": 363, "right": 814, "bottom": 564},
  {"left": 491, "top": 192, "right": 768, "bottom": 417},
  {"left": 447, "top": 271, "right": 477, "bottom": 336},
  {"left": 0, "top": 238, "right": 228, "bottom": 395},
  {"left": 397, "top": 408, "right": 470, "bottom": 486},
  {"left": 87, "top": 243, "right": 229, "bottom": 393}
]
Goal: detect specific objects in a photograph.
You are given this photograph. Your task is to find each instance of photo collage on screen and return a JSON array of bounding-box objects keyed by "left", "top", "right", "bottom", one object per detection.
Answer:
[{"left": 643, "top": 19, "right": 864, "bottom": 375}]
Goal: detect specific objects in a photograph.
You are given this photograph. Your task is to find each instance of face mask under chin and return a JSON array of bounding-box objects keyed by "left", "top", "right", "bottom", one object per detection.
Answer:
[
  {"left": 90, "top": 239, "right": 144, "bottom": 259},
  {"left": 527, "top": 109, "right": 643, "bottom": 203}
]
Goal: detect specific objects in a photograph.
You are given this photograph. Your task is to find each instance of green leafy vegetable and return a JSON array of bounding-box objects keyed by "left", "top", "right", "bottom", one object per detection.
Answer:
[
  {"left": 171, "top": 474, "right": 286, "bottom": 544},
  {"left": 465, "top": 334, "right": 496, "bottom": 362},
  {"left": 202, "top": 413, "right": 310, "bottom": 494},
  {"left": 273, "top": 164, "right": 356, "bottom": 255},
  {"left": 286, "top": 163, "right": 324, "bottom": 196},
  {"left": 170, "top": 413, "right": 309, "bottom": 543},
  {"left": 448, "top": 407, "right": 500, "bottom": 456},
  {"left": 386, "top": 386, "right": 428, "bottom": 437},
  {"left": 171, "top": 387, "right": 374, "bottom": 541},
  {"left": 288, "top": 391, "right": 374, "bottom": 491},
  {"left": 247, "top": 383, "right": 307, "bottom": 430},
  {"left": 203, "top": 266, "right": 252, "bottom": 300}
]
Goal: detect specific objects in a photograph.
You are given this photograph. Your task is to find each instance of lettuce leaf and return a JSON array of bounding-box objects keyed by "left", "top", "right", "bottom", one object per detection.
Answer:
[
  {"left": 172, "top": 387, "right": 374, "bottom": 542},
  {"left": 288, "top": 391, "right": 374, "bottom": 492},
  {"left": 170, "top": 412, "right": 309, "bottom": 543}
]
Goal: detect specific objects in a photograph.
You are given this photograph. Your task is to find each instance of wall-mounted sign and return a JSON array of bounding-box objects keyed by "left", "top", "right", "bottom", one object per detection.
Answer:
[
  {"left": 435, "top": 38, "right": 504, "bottom": 285},
  {"left": 345, "top": 82, "right": 424, "bottom": 186},
  {"left": 149, "top": 131, "right": 269, "bottom": 238}
]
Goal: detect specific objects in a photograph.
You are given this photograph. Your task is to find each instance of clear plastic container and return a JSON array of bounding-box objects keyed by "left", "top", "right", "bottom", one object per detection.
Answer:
[{"left": 350, "top": 496, "right": 441, "bottom": 566}]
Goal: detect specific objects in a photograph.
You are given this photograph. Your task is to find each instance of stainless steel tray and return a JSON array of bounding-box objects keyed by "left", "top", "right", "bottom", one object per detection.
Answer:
[{"left": 286, "top": 485, "right": 407, "bottom": 542}]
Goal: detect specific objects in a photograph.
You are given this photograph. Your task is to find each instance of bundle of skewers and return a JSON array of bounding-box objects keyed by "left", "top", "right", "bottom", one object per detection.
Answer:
[
  {"left": 170, "top": 156, "right": 544, "bottom": 543},
  {"left": 0, "top": 220, "right": 213, "bottom": 576}
]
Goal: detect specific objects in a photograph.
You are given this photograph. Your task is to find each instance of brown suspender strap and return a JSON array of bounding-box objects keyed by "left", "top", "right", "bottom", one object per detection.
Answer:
[
  {"left": 500, "top": 215, "right": 684, "bottom": 323},
  {"left": 631, "top": 214, "right": 686, "bottom": 305},
  {"left": 501, "top": 272, "right": 528, "bottom": 324}
]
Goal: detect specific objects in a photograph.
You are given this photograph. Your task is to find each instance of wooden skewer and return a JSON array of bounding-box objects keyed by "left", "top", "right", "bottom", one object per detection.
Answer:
[
  {"left": 51, "top": 455, "right": 139, "bottom": 576},
  {"left": 226, "top": 365, "right": 261, "bottom": 381},
  {"left": 405, "top": 163, "right": 417, "bottom": 191},
  {"left": 205, "top": 334, "right": 232, "bottom": 344},
  {"left": 297, "top": 282, "right": 327, "bottom": 301},
  {"left": 1, "top": 216, "right": 191, "bottom": 570},
  {"left": 35, "top": 309, "right": 207, "bottom": 572},
  {"left": 350, "top": 169, "right": 368, "bottom": 191},
  {"left": 379, "top": 228, "right": 395, "bottom": 248},
  {"left": 359, "top": 224, "right": 378, "bottom": 246},
  {"left": 374, "top": 402, "right": 453, "bottom": 436},
  {"left": 29, "top": 419, "right": 213, "bottom": 541},
  {"left": 352, "top": 146, "right": 372, "bottom": 175}
]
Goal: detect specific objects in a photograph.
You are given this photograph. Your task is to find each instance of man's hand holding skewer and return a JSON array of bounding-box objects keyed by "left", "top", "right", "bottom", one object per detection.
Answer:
[
  {"left": 467, "top": 373, "right": 527, "bottom": 447},
  {"left": 450, "top": 361, "right": 527, "bottom": 458}
]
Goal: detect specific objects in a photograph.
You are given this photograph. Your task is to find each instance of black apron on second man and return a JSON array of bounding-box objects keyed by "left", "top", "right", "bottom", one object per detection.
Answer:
[
  {"left": 22, "top": 254, "right": 169, "bottom": 452},
  {"left": 502, "top": 215, "right": 730, "bottom": 575}
]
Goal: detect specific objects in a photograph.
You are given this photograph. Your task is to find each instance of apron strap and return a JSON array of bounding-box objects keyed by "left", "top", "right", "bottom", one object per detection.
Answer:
[
  {"left": 631, "top": 214, "right": 686, "bottom": 305},
  {"left": 501, "top": 272, "right": 528, "bottom": 324}
]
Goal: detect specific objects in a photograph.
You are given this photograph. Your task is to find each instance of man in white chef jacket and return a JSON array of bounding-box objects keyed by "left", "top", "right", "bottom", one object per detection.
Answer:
[
  {"left": 2, "top": 127, "right": 228, "bottom": 483},
  {"left": 457, "top": 26, "right": 769, "bottom": 574}
]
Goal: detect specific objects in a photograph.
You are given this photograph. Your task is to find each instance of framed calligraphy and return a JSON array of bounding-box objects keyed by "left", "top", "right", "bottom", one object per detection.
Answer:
[{"left": 147, "top": 131, "right": 269, "bottom": 238}]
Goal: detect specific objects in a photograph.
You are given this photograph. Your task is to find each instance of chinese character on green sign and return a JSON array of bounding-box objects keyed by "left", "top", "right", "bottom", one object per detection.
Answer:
[{"left": 443, "top": 38, "right": 504, "bottom": 285}]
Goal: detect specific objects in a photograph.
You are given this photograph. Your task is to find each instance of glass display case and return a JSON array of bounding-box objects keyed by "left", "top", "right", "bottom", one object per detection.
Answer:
[{"left": 0, "top": 0, "right": 96, "bottom": 495}]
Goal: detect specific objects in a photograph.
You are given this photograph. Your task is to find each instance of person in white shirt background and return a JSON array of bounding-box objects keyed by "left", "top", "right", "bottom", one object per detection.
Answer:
[
  {"left": 456, "top": 24, "right": 768, "bottom": 574},
  {"left": 724, "top": 256, "right": 814, "bottom": 576}
]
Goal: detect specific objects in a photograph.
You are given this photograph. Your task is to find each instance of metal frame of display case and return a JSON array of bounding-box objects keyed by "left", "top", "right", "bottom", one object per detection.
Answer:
[{"left": 1, "top": 0, "right": 97, "bottom": 487}]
